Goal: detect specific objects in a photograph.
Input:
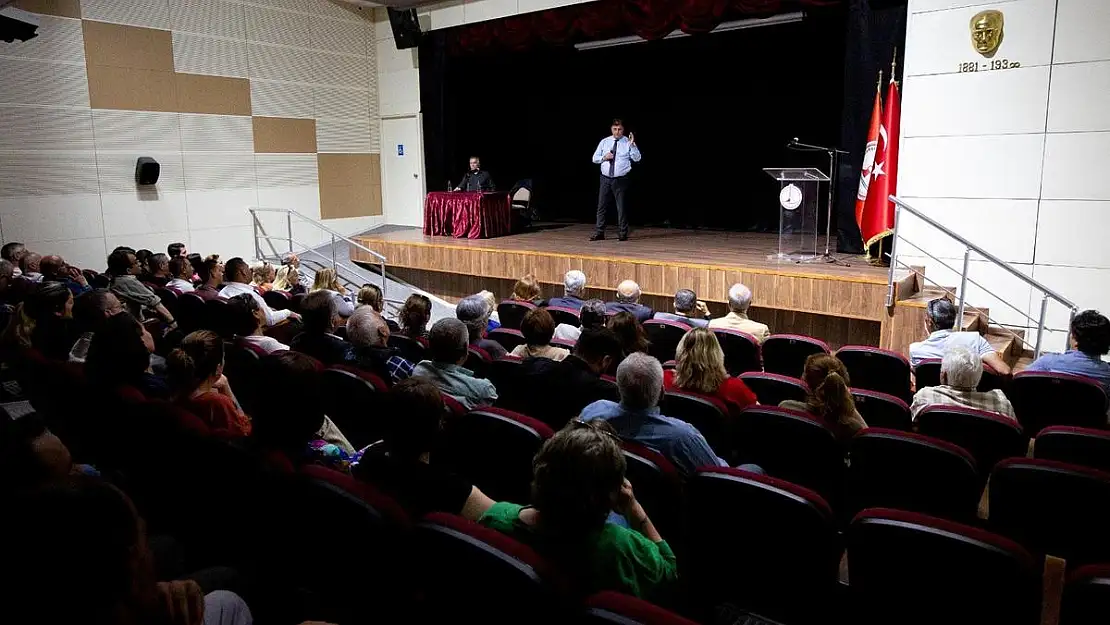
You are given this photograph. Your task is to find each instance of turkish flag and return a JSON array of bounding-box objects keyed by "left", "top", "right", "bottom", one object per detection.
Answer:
[
  {"left": 855, "top": 84, "right": 883, "bottom": 228},
  {"left": 860, "top": 76, "right": 901, "bottom": 256}
]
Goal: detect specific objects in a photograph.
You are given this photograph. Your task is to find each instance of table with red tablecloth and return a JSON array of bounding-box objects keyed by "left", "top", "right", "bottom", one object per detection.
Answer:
[{"left": 423, "top": 191, "right": 512, "bottom": 239}]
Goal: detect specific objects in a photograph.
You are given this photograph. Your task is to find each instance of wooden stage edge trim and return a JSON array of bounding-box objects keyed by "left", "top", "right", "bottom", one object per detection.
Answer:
[{"left": 355, "top": 236, "right": 888, "bottom": 286}]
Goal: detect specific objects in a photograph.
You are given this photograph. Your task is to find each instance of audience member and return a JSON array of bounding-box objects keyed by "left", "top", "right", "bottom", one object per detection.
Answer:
[
  {"left": 510, "top": 273, "right": 545, "bottom": 306},
  {"left": 909, "top": 298, "right": 1010, "bottom": 374},
  {"left": 290, "top": 291, "right": 347, "bottom": 365},
  {"left": 251, "top": 351, "right": 360, "bottom": 472},
  {"left": 666, "top": 328, "right": 758, "bottom": 414},
  {"left": 518, "top": 327, "right": 621, "bottom": 429},
  {"left": 609, "top": 311, "right": 650, "bottom": 360},
  {"left": 227, "top": 293, "right": 289, "bottom": 354},
  {"left": 0, "top": 258, "right": 14, "bottom": 303},
  {"left": 168, "top": 330, "right": 251, "bottom": 436},
  {"left": 135, "top": 249, "right": 153, "bottom": 275},
  {"left": 311, "top": 267, "right": 354, "bottom": 317},
  {"left": 272, "top": 264, "right": 305, "bottom": 295},
  {"left": 3, "top": 475, "right": 253, "bottom": 625},
  {"left": 85, "top": 312, "right": 169, "bottom": 399},
  {"left": 511, "top": 308, "right": 570, "bottom": 361},
  {"left": 910, "top": 347, "right": 1015, "bottom": 420},
  {"left": 479, "top": 420, "right": 677, "bottom": 601},
  {"left": 357, "top": 283, "right": 384, "bottom": 312},
  {"left": 456, "top": 293, "right": 507, "bottom": 359},
  {"left": 1026, "top": 309, "right": 1110, "bottom": 395},
  {"left": 19, "top": 251, "right": 43, "bottom": 282},
  {"left": 356, "top": 378, "right": 494, "bottom": 519},
  {"left": 40, "top": 255, "right": 91, "bottom": 296},
  {"left": 250, "top": 260, "right": 275, "bottom": 293},
  {"left": 477, "top": 290, "right": 501, "bottom": 329},
  {"left": 194, "top": 255, "right": 224, "bottom": 301},
  {"left": 167, "top": 241, "right": 187, "bottom": 258},
  {"left": 412, "top": 318, "right": 497, "bottom": 409},
  {"left": 219, "top": 257, "right": 297, "bottom": 326},
  {"left": 68, "top": 289, "right": 124, "bottom": 363},
  {"left": 779, "top": 353, "right": 867, "bottom": 443},
  {"left": 605, "top": 280, "right": 653, "bottom": 322},
  {"left": 580, "top": 352, "right": 725, "bottom": 475},
  {"left": 166, "top": 256, "right": 195, "bottom": 293},
  {"left": 27, "top": 281, "right": 76, "bottom": 360},
  {"left": 145, "top": 253, "right": 171, "bottom": 287},
  {"left": 187, "top": 252, "right": 203, "bottom": 276},
  {"left": 345, "top": 306, "right": 414, "bottom": 385},
  {"left": 547, "top": 269, "right": 587, "bottom": 309},
  {"left": 2, "top": 241, "right": 27, "bottom": 277},
  {"left": 399, "top": 293, "right": 432, "bottom": 339},
  {"left": 708, "top": 283, "right": 769, "bottom": 342},
  {"left": 0, "top": 413, "right": 77, "bottom": 492},
  {"left": 554, "top": 298, "right": 606, "bottom": 342},
  {"left": 106, "top": 248, "right": 176, "bottom": 327},
  {"left": 653, "top": 288, "right": 709, "bottom": 328}
]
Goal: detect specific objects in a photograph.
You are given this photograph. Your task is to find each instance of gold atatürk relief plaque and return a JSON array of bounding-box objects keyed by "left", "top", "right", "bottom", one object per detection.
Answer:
[{"left": 970, "top": 10, "right": 1004, "bottom": 58}]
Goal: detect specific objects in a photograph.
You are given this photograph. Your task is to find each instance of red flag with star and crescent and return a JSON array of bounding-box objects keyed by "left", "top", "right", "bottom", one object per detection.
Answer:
[
  {"left": 860, "top": 74, "right": 901, "bottom": 256},
  {"left": 855, "top": 78, "right": 882, "bottom": 228}
]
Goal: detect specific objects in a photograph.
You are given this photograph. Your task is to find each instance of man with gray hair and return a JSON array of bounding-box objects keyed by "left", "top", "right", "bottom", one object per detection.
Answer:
[
  {"left": 653, "top": 288, "right": 710, "bottom": 328},
  {"left": 579, "top": 352, "right": 725, "bottom": 475},
  {"left": 605, "top": 279, "right": 654, "bottom": 322},
  {"left": 413, "top": 318, "right": 498, "bottom": 409},
  {"left": 546, "top": 269, "right": 587, "bottom": 309},
  {"left": 456, "top": 293, "right": 507, "bottom": 359},
  {"left": 345, "top": 306, "right": 414, "bottom": 385},
  {"left": 909, "top": 346, "right": 1015, "bottom": 420},
  {"left": 708, "top": 283, "right": 769, "bottom": 342},
  {"left": 554, "top": 298, "right": 607, "bottom": 342}
]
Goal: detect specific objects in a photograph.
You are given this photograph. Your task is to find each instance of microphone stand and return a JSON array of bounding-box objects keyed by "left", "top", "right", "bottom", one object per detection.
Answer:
[{"left": 788, "top": 139, "right": 849, "bottom": 262}]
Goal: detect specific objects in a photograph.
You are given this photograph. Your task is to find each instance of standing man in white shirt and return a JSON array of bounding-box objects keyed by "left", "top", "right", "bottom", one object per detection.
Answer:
[{"left": 590, "top": 118, "right": 641, "bottom": 242}]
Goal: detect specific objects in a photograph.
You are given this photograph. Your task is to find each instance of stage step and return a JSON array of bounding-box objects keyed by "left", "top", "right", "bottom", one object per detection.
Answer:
[{"left": 985, "top": 329, "right": 1026, "bottom": 367}]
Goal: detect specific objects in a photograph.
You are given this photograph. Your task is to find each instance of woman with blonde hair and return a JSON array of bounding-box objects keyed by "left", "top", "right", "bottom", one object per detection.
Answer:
[
  {"left": 272, "top": 264, "right": 305, "bottom": 295},
  {"left": 250, "top": 260, "right": 275, "bottom": 293},
  {"left": 311, "top": 267, "right": 354, "bottom": 317},
  {"left": 779, "top": 353, "right": 867, "bottom": 443},
  {"left": 167, "top": 330, "right": 251, "bottom": 436},
  {"left": 664, "top": 327, "right": 757, "bottom": 414},
  {"left": 509, "top": 274, "right": 544, "bottom": 306}
]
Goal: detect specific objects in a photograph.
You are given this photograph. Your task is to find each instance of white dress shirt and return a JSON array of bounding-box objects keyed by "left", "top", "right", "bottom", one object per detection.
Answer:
[
  {"left": 592, "top": 135, "right": 641, "bottom": 178},
  {"left": 167, "top": 278, "right": 195, "bottom": 293},
  {"left": 219, "top": 281, "right": 291, "bottom": 326}
]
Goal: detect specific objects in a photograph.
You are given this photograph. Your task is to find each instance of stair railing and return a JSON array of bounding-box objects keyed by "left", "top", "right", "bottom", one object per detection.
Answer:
[{"left": 886, "top": 196, "right": 1078, "bottom": 359}]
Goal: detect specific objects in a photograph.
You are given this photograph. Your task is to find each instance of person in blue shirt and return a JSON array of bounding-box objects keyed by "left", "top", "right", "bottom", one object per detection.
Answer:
[
  {"left": 1026, "top": 309, "right": 1110, "bottom": 395},
  {"left": 591, "top": 118, "right": 642, "bottom": 242}
]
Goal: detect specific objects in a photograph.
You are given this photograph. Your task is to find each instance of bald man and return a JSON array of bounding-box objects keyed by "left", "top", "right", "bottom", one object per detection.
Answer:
[
  {"left": 41, "top": 255, "right": 91, "bottom": 296},
  {"left": 605, "top": 279, "right": 654, "bottom": 322}
]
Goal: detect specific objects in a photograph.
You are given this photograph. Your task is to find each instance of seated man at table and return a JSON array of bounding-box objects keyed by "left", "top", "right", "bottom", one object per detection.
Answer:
[{"left": 454, "top": 156, "right": 495, "bottom": 192}]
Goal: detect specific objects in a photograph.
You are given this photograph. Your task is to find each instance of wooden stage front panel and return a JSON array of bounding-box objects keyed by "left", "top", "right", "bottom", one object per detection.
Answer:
[{"left": 352, "top": 225, "right": 919, "bottom": 353}]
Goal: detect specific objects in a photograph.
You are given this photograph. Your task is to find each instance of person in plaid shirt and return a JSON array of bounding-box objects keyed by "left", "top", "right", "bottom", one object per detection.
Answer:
[
  {"left": 344, "top": 306, "right": 414, "bottom": 386},
  {"left": 910, "top": 346, "right": 1015, "bottom": 420}
]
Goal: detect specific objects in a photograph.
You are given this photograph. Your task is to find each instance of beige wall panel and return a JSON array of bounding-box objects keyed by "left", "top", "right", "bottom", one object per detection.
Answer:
[
  {"left": 252, "top": 117, "right": 318, "bottom": 153},
  {"left": 318, "top": 153, "right": 381, "bottom": 218},
  {"left": 86, "top": 64, "right": 178, "bottom": 111},
  {"left": 174, "top": 72, "right": 251, "bottom": 115},
  {"left": 82, "top": 20, "right": 174, "bottom": 71}
]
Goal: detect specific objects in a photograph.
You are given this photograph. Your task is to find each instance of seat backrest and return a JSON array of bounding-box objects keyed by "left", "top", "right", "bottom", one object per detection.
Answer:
[
  {"left": 761, "top": 334, "right": 830, "bottom": 377},
  {"left": 659, "top": 390, "right": 729, "bottom": 457},
  {"left": 836, "top": 345, "right": 912, "bottom": 401},
  {"left": 916, "top": 405, "right": 1026, "bottom": 476},
  {"left": 913, "top": 359, "right": 942, "bottom": 389},
  {"left": 737, "top": 372, "right": 808, "bottom": 406},
  {"left": 497, "top": 300, "right": 536, "bottom": 330},
  {"left": 439, "top": 407, "right": 554, "bottom": 503},
  {"left": 583, "top": 592, "right": 699, "bottom": 625},
  {"left": 263, "top": 289, "right": 291, "bottom": 311},
  {"left": 465, "top": 345, "right": 493, "bottom": 379},
  {"left": 1062, "top": 564, "right": 1110, "bottom": 625},
  {"left": 387, "top": 333, "right": 427, "bottom": 364},
  {"left": 687, "top": 468, "right": 840, "bottom": 624},
  {"left": 488, "top": 327, "right": 527, "bottom": 352},
  {"left": 546, "top": 305, "right": 581, "bottom": 328},
  {"left": 712, "top": 329, "right": 762, "bottom": 375},
  {"left": 731, "top": 405, "right": 842, "bottom": 502},
  {"left": 320, "top": 366, "right": 388, "bottom": 449},
  {"left": 989, "top": 458, "right": 1110, "bottom": 566},
  {"left": 204, "top": 297, "right": 233, "bottom": 337},
  {"left": 619, "top": 440, "right": 682, "bottom": 539},
  {"left": 847, "top": 428, "right": 980, "bottom": 521},
  {"left": 550, "top": 337, "right": 576, "bottom": 350},
  {"left": 850, "top": 388, "right": 911, "bottom": 431},
  {"left": 223, "top": 340, "right": 264, "bottom": 417},
  {"left": 848, "top": 508, "right": 1042, "bottom": 625},
  {"left": 1010, "top": 371, "right": 1109, "bottom": 436},
  {"left": 176, "top": 292, "right": 207, "bottom": 333},
  {"left": 487, "top": 355, "right": 524, "bottom": 410},
  {"left": 153, "top": 287, "right": 178, "bottom": 314},
  {"left": 1034, "top": 426, "right": 1110, "bottom": 473},
  {"left": 642, "top": 319, "right": 689, "bottom": 363}
]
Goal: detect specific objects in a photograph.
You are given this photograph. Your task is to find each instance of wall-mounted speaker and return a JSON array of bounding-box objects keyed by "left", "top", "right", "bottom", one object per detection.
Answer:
[
  {"left": 387, "top": 8, "right": 421, "bottom": 50},
  {"left": 135, "top": 157, "right": 160, "bottom": 185}
]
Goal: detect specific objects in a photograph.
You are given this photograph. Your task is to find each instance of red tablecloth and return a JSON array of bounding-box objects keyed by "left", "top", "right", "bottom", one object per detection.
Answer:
[{"left": 423, "top": 191, "right": 512, "bottom": 239}]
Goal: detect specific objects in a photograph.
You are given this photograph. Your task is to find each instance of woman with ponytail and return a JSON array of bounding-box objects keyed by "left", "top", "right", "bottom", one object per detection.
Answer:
[
  {"left": 779, "top": 353, "right": 867, "bottom": 443},
  {"left": 168, "top": 330, "right": 251, "bottom": 436}
]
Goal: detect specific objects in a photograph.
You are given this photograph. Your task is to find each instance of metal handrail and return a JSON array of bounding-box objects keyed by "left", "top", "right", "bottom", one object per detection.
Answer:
[{"left": 250, "top": 207, "right": 386, "bottom": 261}]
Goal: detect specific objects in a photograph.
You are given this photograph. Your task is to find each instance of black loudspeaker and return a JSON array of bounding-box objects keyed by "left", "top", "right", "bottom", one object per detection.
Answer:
[
  {"left": 135, "top": 157, "right": 160, "bottom": 185},
  {"left": 387, "top": 8, "right": 421, "bottom": 50}
]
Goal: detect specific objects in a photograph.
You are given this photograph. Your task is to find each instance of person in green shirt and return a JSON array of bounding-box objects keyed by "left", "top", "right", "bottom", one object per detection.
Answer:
[{"left": 479, "top": 420, "right": 678, "bottom": 602}]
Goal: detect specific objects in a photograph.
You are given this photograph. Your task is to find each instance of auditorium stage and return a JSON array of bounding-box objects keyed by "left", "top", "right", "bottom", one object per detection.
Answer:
[{"left": 351, "top": 224, "right": 923, "bottom": 353}]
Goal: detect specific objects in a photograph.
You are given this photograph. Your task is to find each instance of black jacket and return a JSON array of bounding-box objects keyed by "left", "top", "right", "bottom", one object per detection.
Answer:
[
  {"left": 458, "top": 170, "right": 495, "bottom": 192},
  {"left": 515, "top": 355, "right": 619, "bottom": 430}
]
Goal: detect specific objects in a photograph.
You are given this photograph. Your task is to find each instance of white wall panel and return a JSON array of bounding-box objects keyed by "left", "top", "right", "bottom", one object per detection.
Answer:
[
  {"left": 378, "top": 68, "right": 420, "bottom": 117},
  {"left": 1040, "top": 132, "right": 1110, "bottom": 201},
  {"left": 0, "top": 15, "right": 85, "bottom": 64},
  {"left": 100, "top": 191, "right": 189, "bottom": 237},
  {"left": 910, "top": 0, "right": 1013, "bottom": 12},
  {"left": 182, "top": 153, "right": 257, "bottom": 191},
  {"left": 423, "top": 2, "right": 466, "bottom": 30},
  {"left": 0, "top": 107, "right": 94, "bottom": 152},
  {"left": 170, "top": 0, "right": 247, "bottom": 39},
  {"left": 81, "top": 0, "right": 171, "bottom": 29},
  {"left": 312, "top": 16, "right": 369, "bottom": 55},
  {"left": 1031, "top": 264, "right": 1110, "bottom": 329},
  {"left": 895, "top": 197, "right": 1037, "bottom": 263},
  {"left": 185, "top": 189, "right": 259, "bottom": 230},
  {"left": 316, "top": 118, "right": 373, "bottom": 153},
  {"left": 313, "top": 50, "right": 371, "bottom": 90},
  {"left": 904, "top": 0, "right": 1056, "bottom": 77},
  {"left": 314, "top": 86, "right": 370, "bottom": 120},
  {"left": 104, "top": 230, "right": 190, "bottom": 258},
  {"left": 1053, "top": 0, "right": 1110, "bottom": 64},
  {"left": 311, "top": 0, "right": 368, "bottom": 22},
  {"left": 463, "top": 0, "right": 519, "bottom": 24},
  {"left": 900, "top": 66, "right": 1049, "bottom": 137},
  {"left": 188, "top": 225, "right": 255, "bottom": 261},
  {"left": 247, "top": 42, "right": 317, "bottom": 83},
  {"left": 376, "top": 39, "right": 417, "bottom": 75},
  {"left": 898, "top": 134, "right": 1045, "bottom": 199},
  {"left": 96, "top": 151, "right": 186, "bottom": 194},
  {"left": 251, "top": 80, "right": 315, "bottom": 118},
  {"left": 241, "top": 0, "right": 313, "bottom": 15},
  {"left": 908, "top": 256, "right": 1036, "bottom": 327},
  {"left": 24, "top": 237, "right": 108, "bottom": 272},
  {"left": 0, "top": 194, "right": 104, "bottom": 241},
  {"left": 1047, "top": 61, "right": 1110, "bottom": 133},
  {"left": 92, "top": 110, "right": 181, "bottom": 152},
  {"left": 1034, "top": 200, "right": 1110, "bottom": 269},
  {"left": 255, "top": 155, "right": 319, "bottom": 187},
  {"left": 0, "top": 152, "right": 100, "bottom": 196},
  {"left": 173, "top": 33, "right": 250, "bottom": 78},
  {"left": 0, "top": 57, "right": 89, "bottom": 107},
  {"left": 178, "top": 114, "right": 254, "bottom": 152},
  {"left": 244, "top": 5, "right": 311, "bottom": 48}
]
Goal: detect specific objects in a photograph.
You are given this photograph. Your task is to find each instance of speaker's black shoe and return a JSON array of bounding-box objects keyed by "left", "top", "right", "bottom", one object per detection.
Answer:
[
  {"left": 589, "top": 233, "right": 605, "bottom": 241},
  {"left": 618, "top": 234, "right": 628, "bottom": 241}
]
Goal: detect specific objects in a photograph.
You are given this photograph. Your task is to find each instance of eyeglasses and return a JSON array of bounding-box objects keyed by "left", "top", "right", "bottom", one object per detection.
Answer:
[{"left": 568, "top": 418, "right": 620, "bottom": 441}]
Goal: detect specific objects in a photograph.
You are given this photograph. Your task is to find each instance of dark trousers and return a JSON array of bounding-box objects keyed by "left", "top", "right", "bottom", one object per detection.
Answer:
[{"left": 595, "top": 174, "right": 630, "bottom": 237}]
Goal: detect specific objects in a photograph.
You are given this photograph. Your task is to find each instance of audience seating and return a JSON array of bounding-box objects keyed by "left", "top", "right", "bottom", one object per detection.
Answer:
[
  {"left": 176, "top": 292, "right": 207, "bottom": 333},
  {"left": 320, "top": 365, "right": 389, "bottom": 449},
  {"left": 289, "top": 292, "right": 306, "bottom": 312},
  {"left": 465, "top": 345, "right": 493, "bottom": 379},
  {"left": 1061, "top": 564, "right": 1110, "bottom": 625},
  {"left": 619, "top": 440, "right": 682, "bottom": 539},
  {"left": 846, "top": 428, "right": 980, "bottom": 521},
  {"left": 153, "top": 286, "right": 179, "bottom": 314},
  {"left": 441, "top": 392, "right": 468, "bottom": 417},
  {"left": 850, "top": 388, "right": 911, "bottom": 430},
  {"left": 1009, "top": 371, "right": 1109, "bottom": 436},
  {"left": 488, "top": 327, "right": 527, "bottom": 352},
  {"left": 550, "top": 337, "right": 576, "bottom": 351},
  {"left": 1034, "top": 426, "right": 1110, "bottom": 473},
  {"left": 659, "top": 391, "right": 729, "bottom": 457},
  {"left": 847, "top": 508, "right": 1042, "bottom": 625},
  {"left": 761, "top": 334, "right": 830, "bottom": 377},
  {"left": 643, "top": 319, "right": 688, "bottom": 363},
  {"left": 439, "top": 407, "right": 554, "bottom": 503},
  {"left": 731, "top": 405, "right": 843, "bottom": 503},
  {"left": 915, "top": 405, "right": 1025, "bottom": 477},
  {"left": 687, "top": 468, "right": 840, "bottom": 624},
  {"left": 204, "top": 297, "right": 233, "bottom": 338},
  {"left": 263, "top": 289, "right": 291, "bottom": 311},
  {"left": 387, "top": 333, "right": 427, "bottom": 365},
  {"left": 546, "top": 305, "right": 581, "bottom": 328},
  {"left": 835, "top": 346, "right": 912, "bottom": 401},
  {"left": 913, "top": 359, "right": 942, "bottom": 389},
  {"left": 989, "top": 458, "right": 1110, "bottom": 567},
  {"left": 497, "top": 300, "right": 536, "bottom": 330},
  {"left": 223, "top": 339, "right": 266, "bottom": 418},
  {"left": 737, "top": 372, "right": 808, "bottom": 406},
  {"left": 583, "top": 592, "right": 699, "bottom": 625},
  {"left": 711, "top": 328, "right": 762, "bottom": 375},
  {"left": 487, "top": 355, "right": 524, "bottom": 411}
]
